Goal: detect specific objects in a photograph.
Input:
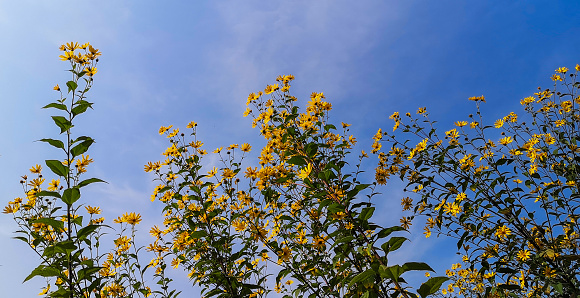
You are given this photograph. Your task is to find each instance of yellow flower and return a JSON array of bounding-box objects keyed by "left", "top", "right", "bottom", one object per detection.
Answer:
[
  {"left": 277, "top": 246, "right": 292, "bottom": 263},
  {"left": 47, "top": 179, "right": 60, "bottom": 191},
  {"left": 312, "top": 235, "right": 327, "bottom": 250},
  {"left": 483, "top": 271, "right": 496, "bottom": 279},
  {"left": 114, "top": 212, "right": 142, "bottom": 225},
  {"left": 264, "top": 84, "right": 279, "bottom": 94},
  {"left": 144, "top": 161, "right": 161, "bottom": 172},
  {"left": 468, "top": 95, "right": 486, "bottom": 102},
  {"left": 424, "top": 227, "right": 431, "bottom": 238},
  {"left": 38, "top": 284, "right": 50, "bottom": 295},
  {"left": 114, "top": 236, "right": 132, "bottom": 252},
  {"left": 207, "top": 167, "right": 218, "bottom": 178},
  {"left": 59, "top": 51, "right": 75, "bottom": 61},
  {"left": 401, "top": 197, "right": 413, "bottom": 210},
  {"left": 158, "top": 125, "right": 173, "bottom": 135},
  {"left": 529, "top": 164, "right": 537, "bottom": 174},
  {"left": 499, "top": 136, "right": 513, "bottom": 145},
  {"left": 400, "top": 217, "right": 412, "bottom": 229},
  {"left": 556, "top": 67, "right": 568, "bottom": 73},
  {"left": 494, "top": 119, "right": 504, "bottom": 128},
  {"left": 85, "top": 205, "right": 101, "bottom": 215},
  {"left": 53, "top": 84, "right": 60, "bottom": 91},
  {"left": 241, "top": 143, "right": 252, "bottom": 152},
  {"left": 551, "top": 74, "right": 563, "bottom": 81},
  {"left": 297, "top": 163, "right": 312, "bottom": 180},
  {"left": 65, "top": 42, "right": 80, "bottom": 51},
  {"left": 186, "top": 121, "right": 197, "bottom": 128},
  {"left": 331, "top": 211, "right": 347, "bottom": 220},
  {"left": 166, "top": 173, "right": 177, "bottom": 181},
  {"left": 30, "top": 164, "right": 42, "bottom": 174},
  {"left": 222, "top": 168, "right": 236, "bottom": 179},
  {"left": 494, "top": 225, "right": 511, "bottom": 240},
  {"left": 454, "top": 121, "right": 467, "bottom": 127},
  {"left": 84, "top": 67, "right": 97, "bottom": 76},
  {"left": 517, "top": 249, "right": 531, "bottom": 262},
  {"left": 576, "top": 64, "right": 580, "bottom": 72},
  {"left": 520, "top": 96, "right": 535, "bottom": 105},
  {"left": 125, "top": 212, "right": 142, "bottom": 225}
]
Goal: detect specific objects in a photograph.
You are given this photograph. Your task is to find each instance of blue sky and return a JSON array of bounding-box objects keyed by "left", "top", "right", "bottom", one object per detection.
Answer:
[{"left": 1, "top": 1, "right": 579, "bottom": 296}]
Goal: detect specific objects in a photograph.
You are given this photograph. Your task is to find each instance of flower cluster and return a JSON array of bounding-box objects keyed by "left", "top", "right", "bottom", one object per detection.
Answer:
[{"left": 378, "top": 65, "right": 580, "bottom": 297}]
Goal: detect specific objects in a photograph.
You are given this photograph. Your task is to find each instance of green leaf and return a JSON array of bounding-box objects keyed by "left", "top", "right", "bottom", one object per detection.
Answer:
[
  {"left": 77, "top": 267, "right": 101, "bottom": 281},
  {"left": 71, "top": 100, "right": 93, "bottom": 117},
  {"left": 189, "top": 230, "right": 208, "bottom": 239},
  {"left": 359, "top": 207, "right": 375, "bottom": 221},
  {"left": 77, "top": 224, "right": 99, "bottom": 241},
  {"left": 66, "top": 80, "right": 77, "bottom": 93},
  {"left": 62, "top": 187, "right": 80, "bottom": 205},
  {"left": 377, "top": 226, "right": 405, "bottom": 239},
  {"left": 51, "top": 116, "right": 73, "bottom": 133},
  {"left": 287, "top": 155, "right": 307, "bottom": 166},
  {"left": 348, "top": 269, "right": 376, "bottom": 287},
  {"left": 23, "top": 265, "right": 62, "bottom": 282},
  {"left": 43, "top": 240, "right": 77, "bottom": 257},
  {"left": 35, "top": 190, "right": 61, "bottom": 198},
  {"left": 382, "top": 236, "right": 408, "bottom": 253},
  {"left": 71, "top": 138, "right": 94, "bottom": 157},
  {"left": 38, "top": 138, "right": 65, "bottom": 150},
  {"left": 379, "top": 265, "right": 403, "bottom": 280},
  {"left": 78, "top": 178, "right": 107, "bottom": 188},
  {"left": 552, "top": 283, "right": 563, "bottom": 294},
  {"left": 42, "top": 102, "right": 68, "bottom": 111},
  {"left": 46, "top": 160, "right": 68, "bottom": 177},
  {"left": 402, "top": 262, "right": 434, "bottom": 273},
  {"left": 417, "top": 276, "right": 449, "bottom": 298},
  {"left": 12, "top": 236, "right": 29, "bottom": 243},
  {"left": 32, "top": 218, "right": 64, "bottom": 232}
]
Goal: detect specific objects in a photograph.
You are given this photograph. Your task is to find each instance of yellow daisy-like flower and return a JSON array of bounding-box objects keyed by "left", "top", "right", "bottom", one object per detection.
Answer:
[
  {"left": 517, "top": 249, "right": 531, "bottom": 262},
  {"left": 38, "top": 284, "right": 50, "bottom": 295},
  {"left": 85, "top": 205, "right": 101, "bottom": 215},
  {"left": 158, "top": 125, "right": 173, "bottom": 135},
  {"left": 494, "top": 225, "right": 511, "bottom": 240},
  {"left": 186, "top": 121, "right": 197, "bottom": 128},
  {"left": 297, "top": 163, "right": 312, "bottom": 180},
  {"left": 124, "top": 212, "right": 142, "bottom": 225},
  {"left": 222, "top": 168, "right": 236, "bottom": 179},
  {"left": 468, "top": 95, "right": 486, "bottom": 102},
  {"left": 264, "top": 84, "right": 279, "bottom": 94},
  {"left": 84, "top": 67, "right": 97, "bottom": 76},
  {"left": 454, "top": 121, "right": 468, "bottom": 127},
  {"left": 499, "top": 136, "right": 513, "bottom": 145},
  {"left": 47, "top": 179, "right": 60, "bottom": 191},
  {"left": 494, "top": 119, "right": 504, "bottom": 128},
  {"left": 207, "top": 167, "right": 218, "bottom": 178},
  {"left": 240, "top": 143, "right": 252, "bottom": 152},
  {"left": 30, "top": 164, "right": 42, "bottom": 174}
]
